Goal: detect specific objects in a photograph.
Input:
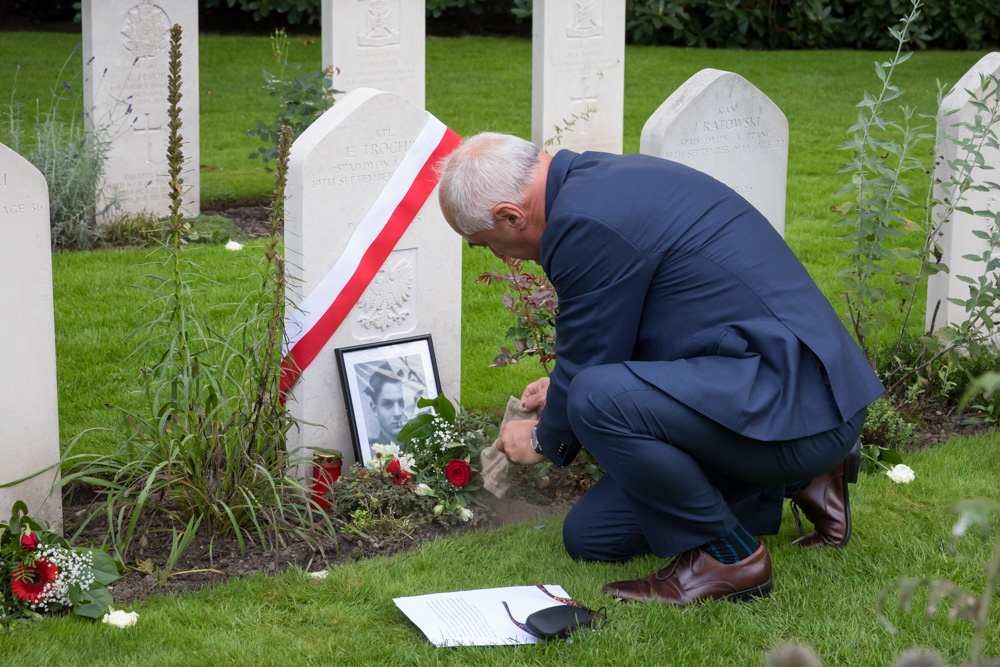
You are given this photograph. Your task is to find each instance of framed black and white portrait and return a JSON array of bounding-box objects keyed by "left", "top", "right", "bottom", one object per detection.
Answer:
[{"left": 336, "top": 335, "right": 441, "bottom": 467}]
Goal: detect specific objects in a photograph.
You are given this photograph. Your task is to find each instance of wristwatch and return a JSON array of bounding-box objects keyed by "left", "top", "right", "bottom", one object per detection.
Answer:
[{"left": 530, "top": 425, "right": 543, "bottom": 454}]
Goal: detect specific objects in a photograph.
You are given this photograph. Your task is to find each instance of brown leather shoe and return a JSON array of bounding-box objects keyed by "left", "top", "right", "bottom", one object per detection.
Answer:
[
  {"left": 790, "top": 438, "right": 861, "bottom": 548},
  {"left": 602, "top": 543, "right": 772, "bottom": 606}
]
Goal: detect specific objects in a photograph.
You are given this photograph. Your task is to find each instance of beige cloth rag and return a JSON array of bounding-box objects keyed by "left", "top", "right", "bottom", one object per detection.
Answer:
[{"left": 480, "top": 396, "right": 538, "bottom": 499}]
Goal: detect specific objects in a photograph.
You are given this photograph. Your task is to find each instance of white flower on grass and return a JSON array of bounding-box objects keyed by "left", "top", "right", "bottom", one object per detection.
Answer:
[
  {"left": 458, "top": 507, "right": 473, "bottom": 522},
  {"left": 414, "top": 483, "right": 434, "bottom": 497},
  {"left": 886, "top": 464, "right": 915, "bottom": 484},
  {"left": 102, "top": 609, "right": 139, "bottom": 628},
  {"left": 309, "top": 570, "right": 329, "bottom": 580},
  {"left": 224, "top": 240, "right": 243, "bottom": 251}
]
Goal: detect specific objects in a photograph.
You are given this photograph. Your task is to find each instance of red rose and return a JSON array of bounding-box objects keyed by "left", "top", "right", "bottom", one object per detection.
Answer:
[
  {"left": 386, "top": 459, "right": 411, "bottom": 487},
  {"left": 20, "top": 529, "right": 39, "bottom": 551},
  {"left": 445, "top": 459, "right": 471, "bottom": 487},
  {"left": 11, "top": 558, "right": 59, "bottom": 603}
]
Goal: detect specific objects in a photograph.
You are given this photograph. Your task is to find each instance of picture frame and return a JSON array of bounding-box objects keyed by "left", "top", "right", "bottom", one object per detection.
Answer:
[{"left": 336, "top": 335, "right": 442, "bottom": 467}]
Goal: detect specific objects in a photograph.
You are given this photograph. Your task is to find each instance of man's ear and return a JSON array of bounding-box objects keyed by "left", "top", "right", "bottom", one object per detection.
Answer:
[{"left": 493, "top": 203, "right": 527, "bottom": 230}]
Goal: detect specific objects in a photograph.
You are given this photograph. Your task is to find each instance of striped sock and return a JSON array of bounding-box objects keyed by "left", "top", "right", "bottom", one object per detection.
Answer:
[
  {"left": 784, "top": 480, "right": 810, "bottom": 497},
  {"left": 700, "top": 524, "right": 760, "bottom": 564}
]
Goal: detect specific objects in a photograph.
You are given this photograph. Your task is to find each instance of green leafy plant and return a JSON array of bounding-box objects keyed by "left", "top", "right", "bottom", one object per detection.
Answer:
[
  {"left": 247, "top": 28, "right": 338, "bottom": 167},
  {"left": 860, "top": 396, "right": 914, "bottom": 473},
  {"left": 59, "top": 26, "right": 334, "bottom": 577},
  {"left": 331, "top": 465, "right": 436, "bottom": 537},
  {"left": 0, "top": 43, "right": 126, "bottom": 250},
  {"left": 877, "top": 498, "right": 1000, "bottom": 666},
  {"left": 959, "top": 372, "right": 1000, "bottom": 424},
  {"left": 476, "top": 258, "right": 557, "bottom": 373},
  {"left": 833, "top": 0, "right": 1000, "bottom": 401},
  {"left": 0, "top": 501, "right": 119, "bottom": 623}
]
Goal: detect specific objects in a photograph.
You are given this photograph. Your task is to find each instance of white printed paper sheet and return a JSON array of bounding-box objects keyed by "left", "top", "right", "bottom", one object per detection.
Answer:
[{"left": 393, "top": 584, "right": 573, "bottom": 647}]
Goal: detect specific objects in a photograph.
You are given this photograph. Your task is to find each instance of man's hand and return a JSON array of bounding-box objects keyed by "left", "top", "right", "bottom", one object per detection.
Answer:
[
  {"left": 520, "top": 376, "right": 551, "bottom": 413},
  {"left": 496, "top": 419, "right": 547, "bottom": 466}
]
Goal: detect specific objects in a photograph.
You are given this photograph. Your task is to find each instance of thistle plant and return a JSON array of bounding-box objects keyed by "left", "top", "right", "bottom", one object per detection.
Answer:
[{"left": 60, "top": 26, "right": 335, "bottom": 578}]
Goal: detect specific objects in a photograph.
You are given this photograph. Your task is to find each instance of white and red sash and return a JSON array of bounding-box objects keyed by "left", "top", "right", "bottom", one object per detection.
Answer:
[{"left": 280, "top": 116, "right": 462, "bottom": 398}]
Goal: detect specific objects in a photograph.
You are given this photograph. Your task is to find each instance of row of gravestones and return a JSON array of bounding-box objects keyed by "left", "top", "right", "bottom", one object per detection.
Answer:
[
  {"left": 80, "top": 0, "right": 784, "bottom": 231},
  {"left": 4, "top": 7, "right": 998, "bottom": 526}
]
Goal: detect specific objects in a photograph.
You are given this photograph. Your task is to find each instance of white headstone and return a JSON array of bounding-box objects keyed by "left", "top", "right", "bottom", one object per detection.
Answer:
[
  {"left": 321, "top": 0, "right": 426, "bottom": 108},
  {"left": 640, "top": 69, "right": 789, "bottom": 236},
  {"left": 82, "top": 0, "right": 199, "bottom": 220},
  {"left": 532, "top": 0, "right": 626, "bottom": 154},
  {"left": 0, "top": 143, "right": 62, "bottom": 532},
  {"left": 285, "top": 89, "right": 461, "bottom": 469},
  {"left": 926, "top": 53, "right": 1000, "bottom": 336}
]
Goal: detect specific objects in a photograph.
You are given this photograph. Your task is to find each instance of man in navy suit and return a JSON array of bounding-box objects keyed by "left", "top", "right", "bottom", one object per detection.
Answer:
[{"left": 437, "top": 132, "right": 884, "bottom": 606}]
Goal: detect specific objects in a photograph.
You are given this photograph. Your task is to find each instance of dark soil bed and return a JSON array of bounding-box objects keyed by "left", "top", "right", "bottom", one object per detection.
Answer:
[{"left": 64, "top": 460, "right": 594, "bottom": 606}]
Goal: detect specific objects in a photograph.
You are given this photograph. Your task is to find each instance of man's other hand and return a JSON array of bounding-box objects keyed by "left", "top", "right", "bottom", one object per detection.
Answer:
[
  {"left": 520, "top": 376, "right": 550, "bottom": 413},
  {"left": 496, "top": 419, "right": 546, "bottom": 466}
]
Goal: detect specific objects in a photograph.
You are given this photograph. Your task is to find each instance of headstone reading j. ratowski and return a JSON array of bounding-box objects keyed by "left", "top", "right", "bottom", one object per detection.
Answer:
[
  {"left": 321, "top": 0, "right": 425, "bottom": 108},
  {"left": 925, "top": 52, "right": 1000, "bottom": 338},
  {"left": 532, "top": 0, "right": 626, "bottom": 154},
  {"left": 0, "top": 142, "right": 63, "bottom": 532},
  {"left": 640, "top": 69, "right": 789, "bottom": 237},
  {"left": 284, "top": 89, "right": 461, "bottom": 469},
  {"left": 82, "top": 0, "right": 199, "bottom": 220}
]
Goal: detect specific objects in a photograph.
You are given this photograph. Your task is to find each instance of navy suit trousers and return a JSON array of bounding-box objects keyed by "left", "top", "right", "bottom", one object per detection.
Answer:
[{"left": 562, "top": 363, "right": 867, "bottom": 562}]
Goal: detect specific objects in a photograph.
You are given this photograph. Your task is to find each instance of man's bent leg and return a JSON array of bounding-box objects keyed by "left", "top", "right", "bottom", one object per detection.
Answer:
[{"left": 563, "top": 473, "right": 652, "bottom": 562}]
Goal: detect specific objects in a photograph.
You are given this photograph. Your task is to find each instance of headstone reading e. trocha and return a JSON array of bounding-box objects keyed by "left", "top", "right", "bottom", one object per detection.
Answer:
[
  {"left": 0, "top": 143, "right": 63, "bottom": 532},
  {"left": 926, "top": 52, "right": 1000, "bottom": 337},
  {"left": 532, "top": 0, "right": 626, "bottom": 154},
  {"left": 640, "top": 69, "right": 789, "bottom": 236},
  {"left": 82, "top": 0, "right": 199, "bottom": 220},
  {"left": 284, "top": 89, "right": 461, "bottom": 469},
  {"left": 321, "top": 0, "right": 425, "bottom": 107}
]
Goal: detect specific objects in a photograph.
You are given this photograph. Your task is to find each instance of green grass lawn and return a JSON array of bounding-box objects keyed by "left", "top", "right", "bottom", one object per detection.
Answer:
[
  {"left": 1, "top": 31, "right": 990, "bottom": 434},
  {"left": 0, "top": 31, "right": 998, "bottom": 664},
  {"left": 1, "top": 432, "right": 997, "bottom": 665}
]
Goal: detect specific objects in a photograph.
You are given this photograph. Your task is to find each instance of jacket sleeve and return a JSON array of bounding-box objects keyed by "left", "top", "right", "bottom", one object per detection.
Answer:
[{"left": 535, "top": 214, "right": 657, "bottom": 466}]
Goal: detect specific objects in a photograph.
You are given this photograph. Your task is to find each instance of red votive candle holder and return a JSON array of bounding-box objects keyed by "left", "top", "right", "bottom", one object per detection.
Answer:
[{"left": 311, "top": 454, "right": 342, "bottom": 510}]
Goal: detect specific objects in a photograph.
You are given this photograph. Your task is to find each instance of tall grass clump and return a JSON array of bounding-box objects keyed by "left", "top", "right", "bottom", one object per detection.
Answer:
[
  {"left": 0, "top": 44, "right": 124, "bottom": 250},
  {"left": 60, "top": 25, "right": 335, "bottom": 577}
]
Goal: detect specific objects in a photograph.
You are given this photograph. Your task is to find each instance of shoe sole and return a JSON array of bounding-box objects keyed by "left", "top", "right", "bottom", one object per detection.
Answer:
[{"left": 723, "top": 579, "right": 773, "bottom": 602}]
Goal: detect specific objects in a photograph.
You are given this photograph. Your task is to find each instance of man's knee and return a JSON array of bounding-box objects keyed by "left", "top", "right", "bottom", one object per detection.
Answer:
[{"left": 566, "top": 364, "right": 632, "bottom": 440}]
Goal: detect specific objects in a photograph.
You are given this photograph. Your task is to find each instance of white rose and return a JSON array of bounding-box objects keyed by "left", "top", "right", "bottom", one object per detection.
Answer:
[
  {"left": 224, "top": 240, "right": 243, "bottom": 251},
  {"left": 398, "top": 453, "right": 416, "bottom": 473},
  {"left": 458, "top": 507, "right": 473, "bottom": 522},
  {"left": 414, "top": 483, "right": 434, "bottom": 497},
  {"left": 886, "top": 464, "right": 915, "bottom": 484},
  {"left": 102, "top": 609, "right": 139, "bottom": 628}
]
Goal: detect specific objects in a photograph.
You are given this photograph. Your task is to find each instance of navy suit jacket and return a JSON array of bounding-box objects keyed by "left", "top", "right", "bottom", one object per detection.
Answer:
[{"left": 534, "top": 150, "right": 884, "bottom": 468}]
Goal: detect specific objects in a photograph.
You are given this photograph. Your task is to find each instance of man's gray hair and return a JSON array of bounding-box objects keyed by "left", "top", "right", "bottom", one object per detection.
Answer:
[{"left": 437, "top": 132, "right": 540, "bottom": 234}]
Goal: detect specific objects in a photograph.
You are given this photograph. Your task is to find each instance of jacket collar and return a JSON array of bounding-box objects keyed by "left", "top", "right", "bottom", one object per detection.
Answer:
[{"left": 544, "top": 149, "right": 579, "bottom": 221}]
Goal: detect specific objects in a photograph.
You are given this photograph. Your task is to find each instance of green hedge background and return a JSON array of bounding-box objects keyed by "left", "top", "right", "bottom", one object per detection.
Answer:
[{"left": 4, "top": 0, "right": 997, "bottom": 50}]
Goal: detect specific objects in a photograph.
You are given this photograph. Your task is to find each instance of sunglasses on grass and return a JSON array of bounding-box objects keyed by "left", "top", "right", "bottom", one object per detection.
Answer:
[{"left": 502, "top": 583, "right": 607, "bottom": 640}]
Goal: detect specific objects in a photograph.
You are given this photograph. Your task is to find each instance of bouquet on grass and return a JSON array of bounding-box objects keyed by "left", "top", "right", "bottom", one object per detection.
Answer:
[{"left": 1, "top": 501, "right": 119, "bottom": 623}]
